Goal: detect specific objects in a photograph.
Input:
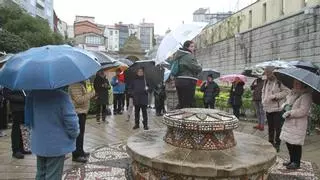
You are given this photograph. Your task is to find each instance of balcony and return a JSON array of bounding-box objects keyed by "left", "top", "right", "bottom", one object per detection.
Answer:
[{"left": 36, "top": 0, "right": 45, "bottom": 8}]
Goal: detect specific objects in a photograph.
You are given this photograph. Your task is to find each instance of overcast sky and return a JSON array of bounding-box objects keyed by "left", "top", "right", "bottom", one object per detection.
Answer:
[{"left": 54, "top": 0, "right": 255, "bottom": 35}]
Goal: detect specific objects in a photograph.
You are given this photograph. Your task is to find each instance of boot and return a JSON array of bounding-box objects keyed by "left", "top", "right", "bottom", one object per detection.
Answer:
[
  {"left": 283, "top": 161, "right": 292, "bottom": 166},
  {"left": 286, "top": 162, "right": 300, "bottom": 170},
  {"left": 259, "top": 125, "right": 264, "bottom": 131},
  {"left": 253, "top": 124, "right": 260, "bottom": 129},
  {"left": 133, "top": 125, "right": 139, "bottom": 130}
]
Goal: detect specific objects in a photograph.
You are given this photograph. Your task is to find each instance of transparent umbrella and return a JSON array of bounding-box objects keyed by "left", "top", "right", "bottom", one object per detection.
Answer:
[{"left": 155, "top": 22, "right": 208, "bottom": 65}]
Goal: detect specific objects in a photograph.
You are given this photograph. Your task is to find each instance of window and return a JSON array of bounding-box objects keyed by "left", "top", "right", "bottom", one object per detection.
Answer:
[
  {"left": 248, "top": 10, "right": 252, "bottom": 28},
  {"left": 262, "top": 3, "right": 267, "bottom": 23},
  {"left": 86, "top": 36, "right": 102, "bottom": 45},
  {"left": 110, "top": 31, "right": 113, "bottom": 36},
  {"left": 115, "top": 31, "right": 118, "bottom": 34}
]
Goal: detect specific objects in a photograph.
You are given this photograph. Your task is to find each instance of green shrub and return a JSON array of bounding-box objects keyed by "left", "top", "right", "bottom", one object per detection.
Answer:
[
  {"left": 194, "top": 90, "right": 204, "bottom": 108},
  {"left": 194, "top": 86, "right": 255, "bottom": 115}
]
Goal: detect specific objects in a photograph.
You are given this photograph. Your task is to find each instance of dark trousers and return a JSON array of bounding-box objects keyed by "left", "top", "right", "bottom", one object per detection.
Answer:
[
  {"left": 286, "top": 143, "right": 302, "bottom": 166},
  {"left": 125, "top": 94, "right": 130, "bottom": 110},
  {"left": 266, "top": 112, "right": 283, "bottom": 146},
  {"left": 134, "top": 105, "right": 148, "bottom": 127},
  {"left": 11, "top": 111, "right": 24, "bottom": 153},
  {"left": 204, "top": 101, "right": 215, "bottom": 109},
  {"left": 175, "top": 78, "right": 196, "bottom": 108},
  {"left": 36, "top": 155, "right": 65, "bottom": 180},
  {"left": 73, "top": 113, "right": 86, "bottom": 158},
  {"left": 96, "top": 104, "right": 107, "bottom": 121},
  {"left": 113, "top": 94, "right": 124, "bottom": 113},
  {"left": 232, "top": 105, "right": 240, "bottom": 118},
  {"left": 0, "top": 100, "right": 8, "bottom": 129},
  {"left": 155, "top": 96, "right": 165, "bottom": 114}
]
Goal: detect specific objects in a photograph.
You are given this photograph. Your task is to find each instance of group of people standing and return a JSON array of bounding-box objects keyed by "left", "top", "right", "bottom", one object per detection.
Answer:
[
  {"left": 249, "top": 66, "right": 312, "bottom": 170},
  {"left": 0, "top": 38, "right": 312, "bottom": 180},
  {"left": 170, "top": 40, "right": 312, "bottom": 170}
]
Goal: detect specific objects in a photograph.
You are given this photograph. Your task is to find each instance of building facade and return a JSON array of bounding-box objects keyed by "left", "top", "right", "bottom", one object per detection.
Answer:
[
  {"left": 138, "top": 22, "right": 154, "bottom": 52},
  {"left": 195, "top": 0, "right": 320, "bottom": 75},
  {"left": 74, "top": 19, "right": 107, "bottom": 52},
  {"left": 105, "top": 25, "right": 120, "bottom": 51},
  {"left": 128, "top": 24, "right": 139, "bottom": 38},
  {"left": 74, "top": 32, "right": 107, "bottom": 52},
  {"left": 0, "top": 0, "right": 54, "bottom": 29},
  {"left": 193, "top": 8, "right": 233, "bottom": 25},
  {"left": 116, "top": 23, "right": 129, "bottom": 49}
]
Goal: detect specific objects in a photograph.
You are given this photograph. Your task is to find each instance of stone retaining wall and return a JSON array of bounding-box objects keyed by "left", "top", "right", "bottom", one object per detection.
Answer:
[{"left": 196, "top": 7, "right": 320, "bottom": 75}]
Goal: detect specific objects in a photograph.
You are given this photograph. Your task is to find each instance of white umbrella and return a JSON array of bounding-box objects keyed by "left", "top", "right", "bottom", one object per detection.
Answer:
[{"left": 155, "top": 22, "right": 208, "bottom": 65}]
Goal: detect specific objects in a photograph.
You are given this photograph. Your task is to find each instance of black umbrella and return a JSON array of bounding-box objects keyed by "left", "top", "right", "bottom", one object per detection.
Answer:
[
  {"left": 242, "top": 69, "right": 256, "bottom": 78},
  {"left": 125, "top": 60, "right": 164, "bottom": 89},
  {"left": 274, "top": 68, "right": 320, "bottom": 104},
  {"left": 289, "top": 60, "right": 319, "bottom": 73},
  {"left": 198, "top": 68, "right": 220, "bottom": 80},
  {"left": 118, "top": 58, "right": 134, "bottom": 66}
]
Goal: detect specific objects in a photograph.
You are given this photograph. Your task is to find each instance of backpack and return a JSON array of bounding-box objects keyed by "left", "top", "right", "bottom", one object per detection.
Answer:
[{"left": 170, "top": 60, "right": 180, "bottom": 77}]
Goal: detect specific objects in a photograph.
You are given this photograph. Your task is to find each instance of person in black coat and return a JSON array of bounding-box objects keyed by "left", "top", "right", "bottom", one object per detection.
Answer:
[
  {"left": 3, "top": 88, "right": 27, "bottom": 159},
  {"left": 200, "top": 74, "right": 220, "bottom": 109},
  {"left": 154, "top": 82, "right": 166, "bottom": 116},
  {"left": 229, "top": 77, "right": 245, "bottom": 118},
  {"left": 93, "top": 70, "right": 111, "bottom": 123},
  {"left": 130, "top": 68, "right": 149, "bottom": 130}
]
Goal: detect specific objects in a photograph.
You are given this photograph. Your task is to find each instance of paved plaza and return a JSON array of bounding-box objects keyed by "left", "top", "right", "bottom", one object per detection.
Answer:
[{"left": 0, "top": 110, "right": 319, "bottom": 179}]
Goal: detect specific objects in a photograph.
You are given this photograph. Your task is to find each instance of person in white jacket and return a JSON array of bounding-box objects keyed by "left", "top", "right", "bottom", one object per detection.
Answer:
[
  {"left": 262, "top": 66, "right": 289, "bottom": 152},
  {"left": 280, "top": 79, "right": 312, "bottom": 170}
]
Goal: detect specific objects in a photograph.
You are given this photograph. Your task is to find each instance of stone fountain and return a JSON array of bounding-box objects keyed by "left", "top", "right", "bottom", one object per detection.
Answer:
[{"left": 127, "top": 108, "right": 277, "bottom": 179}]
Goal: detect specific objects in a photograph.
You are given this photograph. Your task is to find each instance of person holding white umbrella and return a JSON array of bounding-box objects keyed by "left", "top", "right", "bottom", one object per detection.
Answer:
[{"left": 173, "top": 40, "right": 202, "bottom": 108}]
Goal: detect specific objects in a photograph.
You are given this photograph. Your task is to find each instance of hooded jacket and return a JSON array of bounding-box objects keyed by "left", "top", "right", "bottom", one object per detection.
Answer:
[{"left": 174, "top": 49, "right": 202, "bottom": 80}]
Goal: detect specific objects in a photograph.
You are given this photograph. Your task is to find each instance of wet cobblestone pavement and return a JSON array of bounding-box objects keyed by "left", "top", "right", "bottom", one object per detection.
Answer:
[
  {"left": 0, "top": 109, "right": 319, "bottom": 179},
  {"left": 63, "top": 142, "right": 132, "bottom": 180}
]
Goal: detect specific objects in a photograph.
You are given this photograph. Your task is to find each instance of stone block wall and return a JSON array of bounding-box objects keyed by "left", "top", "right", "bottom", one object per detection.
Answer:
[{"left": 196, "top": 7, "right": 320, "bottom": 75}]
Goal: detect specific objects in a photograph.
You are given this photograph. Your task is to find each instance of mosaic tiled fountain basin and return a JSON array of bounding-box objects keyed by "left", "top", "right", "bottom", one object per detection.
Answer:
[{"left": 127, "top": 108, "right": 277, "bottom": 180}]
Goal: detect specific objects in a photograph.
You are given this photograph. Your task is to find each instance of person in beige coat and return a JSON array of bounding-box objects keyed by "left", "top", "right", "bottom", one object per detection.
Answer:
[
  {"left": 69, "top": 81, "right": 95, "bottom": 163},
  {"left": 280, "top": 79, "right": 312, "bottom": 170},
  {"left": 262, "top": 67, "right": 289, "bottom": 152}
]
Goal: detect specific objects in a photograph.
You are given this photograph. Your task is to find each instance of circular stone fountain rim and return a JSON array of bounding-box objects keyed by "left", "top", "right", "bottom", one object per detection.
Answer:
[
  {"left": 126, "top": 129, "right": 277, "bottom": 178},
  {"left": 163, "top": 108, "right": 239, "bottom": 131}
]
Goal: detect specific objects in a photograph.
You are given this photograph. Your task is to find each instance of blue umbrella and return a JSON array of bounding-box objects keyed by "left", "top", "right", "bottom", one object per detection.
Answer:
[{"left": 0, "top": 45, "right": 101, "bottom": 90}]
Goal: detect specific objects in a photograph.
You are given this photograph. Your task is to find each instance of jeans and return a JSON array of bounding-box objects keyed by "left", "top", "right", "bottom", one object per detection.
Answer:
[
  {"left": 266, "top": 112, "right": 283, "bottom": 146},
  {"left": 113, "top": 94, "right": 124, "bottom": 113},
  {"left": 286, "top": 143, "right": 302, "bottom": 166},
  {"left": 134, "top": 105, "right": 148, "bottom": 127},
  {"left": 254, "top": 101, "right": 265, "bottom": 125},
  {"left": 96, "top": 104, "right": 107, "bottom": 121},
  {"left": 73, "top": 113, "right": 86, "bottom": 158},
  {"left": 11, "top": 111, "right": 24, "bottom": 153},
  {"left": 36, "top": 155, "right": 65, "bottom": 180},
  {"left": 175, "top": 78, "right": 196, "bottom": 108}
]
